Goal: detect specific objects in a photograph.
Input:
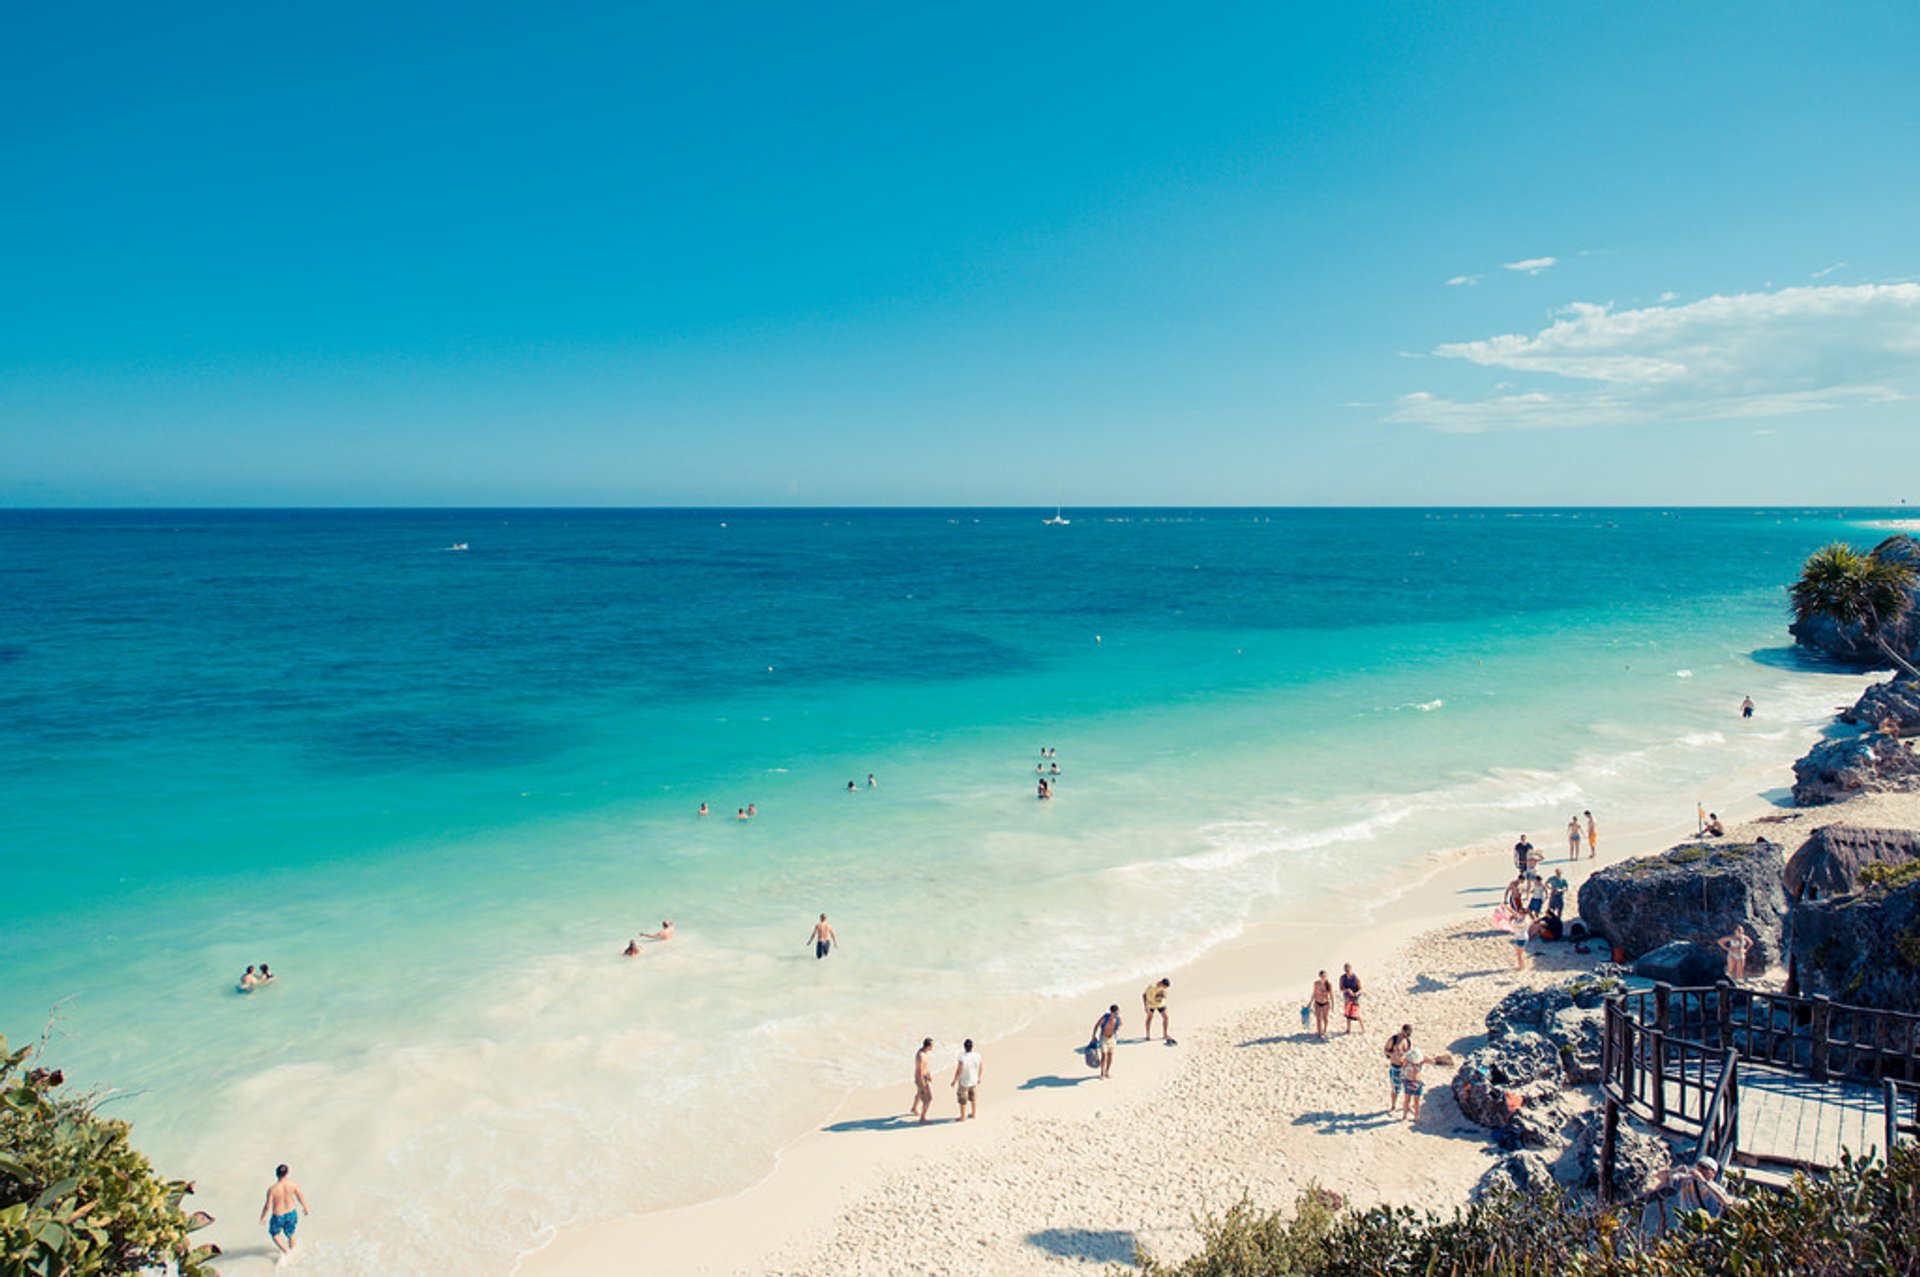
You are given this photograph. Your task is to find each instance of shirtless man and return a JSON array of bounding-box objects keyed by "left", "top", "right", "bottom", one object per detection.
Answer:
[
  {"left": 641, "top": 920, "right": 674, "bottom": 942},
  {"left": 910, "top": 1037, "right": 935, "bottom": 1123},
  {"left": 808, "top": 913, "right": 837, "bottom": 959},
  {"left": 260, "top": 1164, "right": 310, "bottom": 1257},
  {"left": 1141, "top": 978, "right": 1171, "bottom": 1042},
  {"left": 1384, "top": 1025, "right": 1411, "bottom": 1110},
  {"left": 1310, "top": 971, "right": 1333, "bottom": 1038},
  {"left": 1092, "top": 1004, "right": 1122, "bottom": 1079},
  {"left": 1585, "top": 810, "right": 1598, "bottom": 859}
]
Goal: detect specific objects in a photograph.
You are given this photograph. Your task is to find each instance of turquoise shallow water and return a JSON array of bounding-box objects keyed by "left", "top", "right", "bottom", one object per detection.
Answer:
[{"left": 0, "top": 507, "right": 1892, "bottom": 1273}]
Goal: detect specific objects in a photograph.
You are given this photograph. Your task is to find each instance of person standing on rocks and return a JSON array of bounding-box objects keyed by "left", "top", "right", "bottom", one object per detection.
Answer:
[
  {"left": 953, "top": 1038, "right": 983, "bottom": 1119},
  {"left": 1310, "top": 971, "right": 1333, "bottom": 1039},
  {"left": 1717, "top": 925, "right": 1754, "bottom": 982}
]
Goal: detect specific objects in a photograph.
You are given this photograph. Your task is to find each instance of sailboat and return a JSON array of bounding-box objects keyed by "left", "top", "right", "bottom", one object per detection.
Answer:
[{"left": 1042, "top": 498, "right": 1070, "bottom": 526}]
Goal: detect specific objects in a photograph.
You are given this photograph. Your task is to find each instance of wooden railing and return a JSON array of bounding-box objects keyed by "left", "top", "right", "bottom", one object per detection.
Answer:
[
  {"left": 1694, "top": 1051, "right": 1740, "bottom": 1181},
  {"left": 1602, "top": 981, "right": 1920, "bottom": 1196},
  {"left": 1604, "top": 982, "right": 1920, "bottom": 1094},
  {"left": 1888, "top": 1080, "right": 1920, "bottom": 1152}
]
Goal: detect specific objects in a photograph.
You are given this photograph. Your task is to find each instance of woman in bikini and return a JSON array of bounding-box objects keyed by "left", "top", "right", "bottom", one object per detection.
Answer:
[{"left": 1310, "top": 971, "right": 1333, "bottom": 1038}]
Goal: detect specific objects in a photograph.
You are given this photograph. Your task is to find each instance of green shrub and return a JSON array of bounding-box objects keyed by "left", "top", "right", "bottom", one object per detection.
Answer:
[
  {"left": 0, "top": 1033, "right": 217, "bottom": 1276},
  {"left": 1861, "top": 861, "right": 1920, "bottom": 892},
  {"left": 1130, "top": 1145, "right": 1920, "bottom": 1276}
]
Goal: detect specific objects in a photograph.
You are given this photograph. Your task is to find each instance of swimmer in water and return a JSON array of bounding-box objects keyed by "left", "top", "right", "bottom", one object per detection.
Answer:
[
  {"left": 848, "top": 780, "right": 857, "bottom": 793},
  {"left": 255, "top": 964, "right": 275, "bottom": 986},
  {"left": 747, "top": 803, "right": 757, "bottom": 817},
  {"left": 737, "top": 807, "right": 748, "bottom": 820},
  {"left": 1049, "top": 763, "right": 1060, "bottom": 775},
  {"left": 698, "top": 802, "right": 708, "bottom": 817},
  {"left": 867, "top": 773, "right": 876, "bottom": 788},
  {"left": 237, "top": 965, "right": 259, "bottom": 992},
  {"left": 623, "top": 939, "right": 643, "bottom": 957},
  {"left": 642, "top": 920, "right": 674, "bottom": 942}
]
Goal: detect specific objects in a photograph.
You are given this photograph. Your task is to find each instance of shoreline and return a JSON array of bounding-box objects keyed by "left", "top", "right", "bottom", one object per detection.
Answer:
[{"left": 514, "top": 703, "right": 1872, "bottom": 1277}]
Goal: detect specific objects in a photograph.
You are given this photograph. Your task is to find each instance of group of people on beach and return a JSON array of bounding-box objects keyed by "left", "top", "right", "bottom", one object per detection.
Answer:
[
  {"left": 1502, "top": 815, "right": 1597, "bottom": 969},
  {"left": 1306, "top": 964, "right": 1365, "bottom": 1037},
  {"left": 909, "top": 1037, "right": 984, "bottom": 1123}
]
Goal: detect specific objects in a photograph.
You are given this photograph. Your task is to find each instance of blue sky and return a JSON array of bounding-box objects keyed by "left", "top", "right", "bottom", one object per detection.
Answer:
[{"left": 5, "top": 2, "right": 1919, "bottom": 506}]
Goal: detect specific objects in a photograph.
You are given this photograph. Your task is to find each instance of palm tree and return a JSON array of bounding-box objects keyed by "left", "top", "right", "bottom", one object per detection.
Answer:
[{"left": 1790, "top": 542, "right": 1920, "bottom": 679}]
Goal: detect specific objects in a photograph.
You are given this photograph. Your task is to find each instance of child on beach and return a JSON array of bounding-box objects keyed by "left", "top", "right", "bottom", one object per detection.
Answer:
[{"left": 1397, "top": 1049, "right": 1426, "bottom": 1120}]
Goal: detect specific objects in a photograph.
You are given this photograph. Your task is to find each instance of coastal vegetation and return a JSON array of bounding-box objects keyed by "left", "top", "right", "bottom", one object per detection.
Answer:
[
  {"left": 1790, "top": 541, "right": 1920, "bottom": 679},
  {"left": 1136, "top": 1146, "right": 1920, "bottom": 1276},
  {"left": 0, "top": 1035, "right": 216, "bottom": 1277}
]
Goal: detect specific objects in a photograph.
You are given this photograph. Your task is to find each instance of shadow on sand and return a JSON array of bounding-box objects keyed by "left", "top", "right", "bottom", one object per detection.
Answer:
[
  {"left": 1026, "top": 1228, "right": 1139, "bottom": 1264},
  {"left": 1019, "top": 1073, "right": 1095, "bottom": 1091}
]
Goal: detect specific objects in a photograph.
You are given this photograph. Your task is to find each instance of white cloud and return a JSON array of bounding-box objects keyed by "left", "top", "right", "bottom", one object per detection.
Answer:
[
  {"left": 1813, "top": 261, "right": 1847, "bottom": 280},
  {"left": 1446, "top": 274, "right": 1480, "bottom": 287},
  {"left": 1501, "top": 257, "right": 1558, "bottom": 276},
  {"left": 1388, "top": 283, "right": 1920, "bottom": 432},
  {"left": 1658, "top": 291, "right": 1678, "bottom": 302}
]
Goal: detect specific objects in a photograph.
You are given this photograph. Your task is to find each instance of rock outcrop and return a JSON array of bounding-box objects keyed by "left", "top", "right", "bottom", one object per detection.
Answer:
[
  {"left": 1789, "top": 868, "right": 1920, "bottom": 1011},
  {"left": 1631, "top": 940, "right": 1726, "bottom": 986},
  {"left": 1791, "top": 732, "right": 1920, "bottom": 806},
  {"left": 1568, "top": 1110, "right": 1672, "bottom": 1200},
  {"left": 1784, "top": 824, "right": 1920, "bottom": 902},
  {"left": 1454, "top": 979, "right": 1616, "bottom": 1132},
  {"left": 1577, "top": 840, "right": 1787, "bottom": 969},
  {"left": 1789, "top": 534, "right": 1920, "bottom": 667},
  {"left": 1839, "top": 676, "right": 1920, "bottom": 736}
]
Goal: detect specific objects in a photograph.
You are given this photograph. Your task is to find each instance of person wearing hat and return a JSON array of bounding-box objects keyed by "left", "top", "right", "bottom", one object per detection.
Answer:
[
  {"left": 1397, "top": 1047, "right": 1427, "bottom": 1120},
  {"left": 1641, "top": 1155, "right": 1736, "bottom": 1235}
]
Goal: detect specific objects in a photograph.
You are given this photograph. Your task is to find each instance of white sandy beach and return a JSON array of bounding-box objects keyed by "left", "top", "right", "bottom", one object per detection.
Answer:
[{"left": 518, "top": 750, "right": 1917, "bottom": 1277}]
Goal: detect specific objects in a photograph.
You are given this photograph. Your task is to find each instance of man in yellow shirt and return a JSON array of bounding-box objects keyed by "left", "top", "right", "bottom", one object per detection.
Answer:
[{"left": 1142, "top": 978, "right": 1172, "bottom": 1043}]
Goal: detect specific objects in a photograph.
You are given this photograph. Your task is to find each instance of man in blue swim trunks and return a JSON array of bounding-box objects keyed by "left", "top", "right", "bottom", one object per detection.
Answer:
[
  {"left": 260, "top": 1163, "right": 311, "bottom": 1257},
  {"left": 808, "top": 913, "right": 838, "bottom": 959}
]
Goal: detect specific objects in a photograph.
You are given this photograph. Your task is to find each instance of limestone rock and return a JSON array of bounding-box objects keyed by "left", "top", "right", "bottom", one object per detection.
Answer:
[
  {"left": 1838, "top": 676, "right": 1920, "bottom": 737},
  {"left": 1789, "top": 871, "right": 1920, "bottom": 1011},
  {"left": 1549, "top": 1006, "right": 1606, "bottom": 1085},
  {"left": 1577, "top": 840, "right": 1787, "bottom": 968},
  {"left": 1792, "top": 732, "right": 1920, "bottom": 806},
  {"left": 1632, "top": 940, "right": 1727, "bottom": 987},
  {"left": 1475, "top": 1150, "right": 1559, "bottom": 1200},
  {"left": 1452, "top": 1035, "right": 1562, "bottom": 1130},
  {"left": 1789, "top": 534, "right": 1920, "bottom": 668},
  {"left": 1568, "top": 1111, "right": 1672, "bottom": 1200},
  {"left": 1785, "top": 824, "right": 1920, "bottom": 902}
]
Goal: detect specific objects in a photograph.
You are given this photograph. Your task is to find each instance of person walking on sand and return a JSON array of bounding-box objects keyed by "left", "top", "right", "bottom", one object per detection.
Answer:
[
  {"left": 910, "top": 1037, "right": 935, "bottom": 1123},
  {"left": 1546, "top": 868, "right": 1569, "bottom": 919},
  {"left": 260, "top": 1163, "right": 310, "bottom": 1257},
  {"left": 1142, "top": 978, "right": 1172, "bottom": 1042},
  {"left": 808, "top": 913, "right": 838, "bottom": 959},
  {"left": 1567, "top": 816, "right": 1583, "bottom": 861},
  {"left": 1513, "top": 833, "right": 1536, "bottom": 875},
  {"left": 1310, "top": 971, "right": 1333, "bottom": 1038},
  {"left": 1339, "top": 964, "right": 1364, "bottom": 1032},
  {"left": 1585, "top": 810, "right": 1598, "bottom": 859},
  {"left": 953, "top": 1038, "right": 982, "bottom": 1119},
  {"left": 1092, "top": 1004, "right": 1123, "bottom": 1078},
  {"left": 1718, "top": 925, "right": 1754, "bottom": 982},
  {"left": 1384, "top": 1025, "right": 1411, "bottom": 1111}
]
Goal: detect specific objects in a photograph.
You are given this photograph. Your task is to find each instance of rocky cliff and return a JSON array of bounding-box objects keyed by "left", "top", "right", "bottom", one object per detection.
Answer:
[
  {"left": 1789, "top": 534, "right": 1920, "bottom": 667},
  {"left": 1789, "top": 865, "right": 1920, "bottom": 1011},
  {"left": 1791, "top": 731, "right": 1920, "bottom": 805},
  {"left": 1576, "top": 839, "right": 1787, "bottom": 967}
]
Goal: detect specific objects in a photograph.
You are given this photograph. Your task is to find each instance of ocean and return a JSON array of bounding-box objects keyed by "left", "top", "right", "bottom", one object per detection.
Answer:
[{"left": 0, "top": 507, "right": 1886, "bottom": 1273}]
